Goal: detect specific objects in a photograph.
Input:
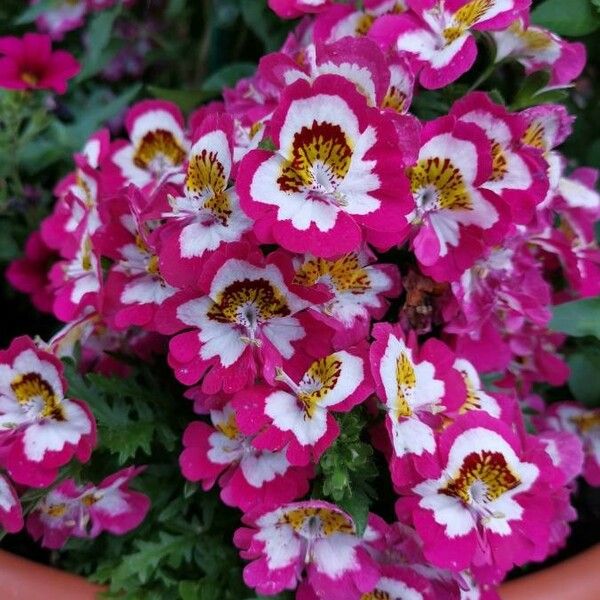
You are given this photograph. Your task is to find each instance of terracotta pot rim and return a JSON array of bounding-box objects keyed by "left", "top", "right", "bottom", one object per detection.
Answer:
[{"left": 0, "top": 543, "right": 599, "bottom": 598}]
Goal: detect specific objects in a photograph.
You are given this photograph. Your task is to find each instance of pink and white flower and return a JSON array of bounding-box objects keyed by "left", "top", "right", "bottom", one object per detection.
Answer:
[
  {"left": 0, "top": 474, "right": 23, "bottom": 533},
  {"left": 293, "top": 249, "right": 400, "bottom": 345},
  {"left": 491, "top": 18, "right": 586, "bottom": 86},
  {"left": 399, "top": 412, "right": 557, "bottom": 579},
  {"left": 449, "top": 92, "right": 549, "bottom": 224},
  {"left": 234, "top": 346, "right": 373, "bottom": 466},
  {"left": 314, "top": 1, "right": 408, "bottom": 42},
  {"left": 33, "top": 0, "right": 87, "bottom": 40},
  {"left": 0, "top": 337, "right": 95, "bottom": 487},
  {"left": 152, "top": 113, "right": 253, "bottom": 288},
  {"left": 180, "top": 403, "right": 312, "bottom": 511},
  {"left": 234, "top": 500, "right": 379, "bottom": 598},
  {"left": 97, "top": 192, "right": 178, "bottom": 331},
  {"left": 537, "top": 403, "right": 600, "bottom": 487},
  {"left": 157, "top": 244, "right": 328, "bottom": 393},
  {"left": 370, "top": 323, "right": 466, "bottom": 487},
  {"left": 49, "top": 232, "right": 101, "bottom": 322},
  {"left": 404, "top": 115, "right": 509, "bottom": 281},
  {"left": 237, "top": 74, "right": 413, "bottom": 257},
  {"left": 27, "top": 466, "right": 149, "bottom": 548},
  {"left": 111, "top": 100, "right": 189, "bottom": 188},
  {"left": 369, "top": 0, "right": 530, "bottom": 89}
]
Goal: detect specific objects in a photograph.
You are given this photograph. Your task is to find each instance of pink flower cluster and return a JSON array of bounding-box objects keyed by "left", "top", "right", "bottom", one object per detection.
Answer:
[
  {"left": 3, "top": 0, "right": 600, "bottom": 596},
  {"left": 0, "top": 336, "right": 149, "bottom": 542}
]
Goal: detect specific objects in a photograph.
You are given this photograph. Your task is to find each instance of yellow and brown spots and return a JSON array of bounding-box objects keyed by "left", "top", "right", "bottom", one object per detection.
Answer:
[
  {"left": 361, "top": 591, "right": 392, "bottom": 600},
  {"left": 81, "top": 494, "right": 99, "bottom": 507},
  {"left": 207, "top": 278, "right": 291, "bottom": 324},
  {"left": 11, "top": 372, "right": 65, "bottom": 421},
  {"left": 459, "top": 371, "right": 482, "bottom": 414},
  {"left": 395, "top": 352, "right": 415, "bottom": 419},
  {"left": 133, "top": 130, "right": 186, "bottom": 174},
  {"left": 280, "top": 506, "right": 355, "bottom": 537},
  {"left": 294, "top": 253, "right": 371, "bottom": 295},
  {"left": 443, "top": 0, "right": 494, "bottom": 44},
  {"left": 509, "top": 21, "right": 553, "bottom": 53},
  {"left": 408, "top": 157, "right": 472, "bottom": 212},
  {"left": 522, "top": 121, "right": 547, "bottom": 151},
  {"left": 491, "top": 141, "right": 508, "bottom": 182},
  {"left": 186, "top": 149, "right": 227, "bottom": 196},
  {"left": 382, "top": 86, "right": 408, "bottom": 114},
  {"left": 45, "top": 503, "right": 68, "bottom": 517},
  {"left": 440, "top": 450, "right": 521, "bottom": 504},
  {"left": 278, "top": 121, "right": 353, "bottom": 194},
  {"left": 297, "top": 356, "right": 343, "bottom": 418},
  {"left": 570, "top": 410, "right": 600, "bottom": 433}
]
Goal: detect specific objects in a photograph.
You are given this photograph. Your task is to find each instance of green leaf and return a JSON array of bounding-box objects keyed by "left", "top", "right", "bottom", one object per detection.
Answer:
[
  {"left": 510, "top": 69, "right": 551, "bottom": 109},
  {"left": 568, "top": 349, "right": 600, "bottom": 406},
  {"left": 0, "top": 225, "right": 20, "bottom": 261},
  {"left": 110, "top": 532, "right": 196, "bottom": 587},
  {"left": 593, "top": 0, "right": 600, "bottom": 12},
  {"left": 201, "top": 62, "right": 256, "bottom": 94},
  {"left": 586, "top": 139, "right": 600, "bottom": 169},
  {"left": 76, "top": 6, "right": 122, "bottom": 82},
  {"left": 14, "top": 0, "right": 56, "bottom": 25},
  {"left": 147, "top": 86, "right": 212, "bottom": 114},
  {"left": 532, "top": 0, "right": 600, "bottom": 36},
  {"left": 550, "top": 298, "right": 600, "bottom": 338},
  {"left": 314, "top": 409, "right": 378, "bottom": 536}
]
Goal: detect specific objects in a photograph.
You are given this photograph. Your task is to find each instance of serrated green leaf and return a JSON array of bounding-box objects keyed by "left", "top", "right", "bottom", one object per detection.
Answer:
[
  {"left": 532, "top": 0, "right": 600, "bottom": 36},
  {"left": 201, "top": 62, "right": 256, "bottom": 94},
  {"left": 550, "top": 298, "right": 600, "bottom": 338}
]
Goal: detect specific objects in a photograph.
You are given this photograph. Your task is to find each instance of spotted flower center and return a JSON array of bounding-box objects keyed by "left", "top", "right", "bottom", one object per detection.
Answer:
[
  {"left": 409, "top": 157, "right": 472, "bottom": 219},
  {"left": 133, "top": 130, "right": 186, "bottom": 175},
  {"left": 382, "top": 86, "right": 408, "bottom": 113},
  {"left": 277, "top": 121, "right": 353, "bottom": 206},
  {"left": 491, "top": 141, "right": 508, "bottom": 181},
  {"left": 440, "top": 450, "right": 521, "bottom": 507},
  {"left": 395, "top": 351, "right": 416, "bottom": 418},
  {"left": 510, "top": 21, "right": 553, "bottom": 52},
  {"left": 296, "top": 357, "right": 343, "bottom": 418},
  {"left": 443, "top": 0, "right": 494, "bottom": 44},
  {"left": 207, "top": 278, "right": 291, "bottom": 343},
  {"left": 459, "top": 372, "right": 482, "bottom": 413},
  {"left": 362, "top": 591, "right": 392, "bottom": 600},
  {"left": 11, "top": 372, "right": 65, "bottom": 421},
  {"left": 294, "top": 253, "right": 371, "bottom": 295},
  {"left": 215, "top": 414, "right": 240, "bottom": 439},
  {"left": 355, "top": 13, "right": 376, "bottom": 35},
  {"left": 184, "top": 150, "right": 233, "bottom": 226},
  {"left": 522, "top": 121, "right": 546, "bottom": 151},
  {"left": 45, "top": 503, "right": 68, "bottom": 517},
  {"left": 570, "top": 411, "right": 600, "bottom": 433},
  {"left": 280, "top": 507, "right": 354, "bottom": 538}
]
